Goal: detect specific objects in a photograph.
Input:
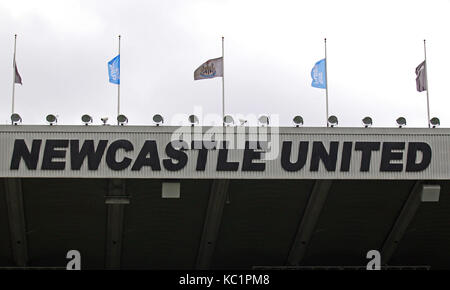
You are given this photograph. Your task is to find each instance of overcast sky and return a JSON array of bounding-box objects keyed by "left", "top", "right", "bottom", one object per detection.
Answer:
[{"left": 0, "top": 0, "right": 449, "bottom": 127}]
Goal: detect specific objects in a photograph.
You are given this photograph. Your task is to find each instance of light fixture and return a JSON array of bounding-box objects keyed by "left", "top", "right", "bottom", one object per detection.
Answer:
[
  {"left": 153, "top": 114, "right": 164, "bottom": 126},
  {"left": 258, "top": 115, "right": 270, "bottom": 126},
  {"left": 117, "top": 114, "right": 128, "bottom": 126},
  {"left": 362, "top": 116, "right": 373, "bottom": 128},
  {"left": 104, "top": 196, "right": 130, "bottom": 204},
  {"left": 101, "top": 117, "right": 109, "bottom": 125},
  {"left": 430, "top": 117, "right": 440, "bottom": 128},
  {"left": 223, "top": 115, "right": 234, "bottom": 126},
  {"left": 239, "top": 118, "right": 248, "bottom": 126},
  {"left": 81, "top": 114, "right": 92, "bottom": 125},
  {"left": 11, "top": 113, "right": 22, "bottom": 125},
  {"left": 421, "top": 184, "right": 441, "bottom": 202},
  {"left": 46, "top": 114, "right": 57, "bottom": 125},
  {"left": 328, "top": 115, "right": 338, "bottom": 127},
  {"left": 396, "top": 117, "right": 406, "bottom": 128},
  {"left": 293, "top": 115, "right": 303, "bottom": 127},
  {"left": 162, "top": 182, "right": 181, "bottom": 199},
  {"left": 188, "top": 114, "right": 199, "bottom": 126}
]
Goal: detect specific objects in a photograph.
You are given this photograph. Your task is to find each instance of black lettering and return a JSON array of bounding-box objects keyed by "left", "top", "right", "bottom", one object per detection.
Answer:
[
  {"left": 406, "top": 142, "right": 432, "bottom": 172},
  {"left": 355, "top": 142, "right": 380, "bottom": 171},
  {"left": 281, "top": 141, "right": 308, "bottom": 172},
  {"left": 70, "top": 140, "right": 108, "bottom": 170},
  {"left": 163, "top": 141, "right": 188, "bottom": 171},
  {"left": 242, "top": 141, "right": 265, "bottom": 171},
  {"left": 380, "top": 142, "right": 404, "bottom": 172},
  {"left": 340, "top": 142, "right": 353, "bottom": 172},
  {"left": 42, "top": 140, "right": 69, "bottom": 170},
  {"left": 131, "top": 140, "right": 160, "bottom": 171},
  {"left": 10, "top": 139, "right": 42, "bottom": 170},
  {"left": 192, "top": 141, "right": 216, "bottom": 171},
  {"left": 310, "top": 141, "right": 339, "bottom": 171},
  {"left": 106, "top": 140, "right": 133, "bottom": 171},
  {"left": 217, "top": 142, "right": 239, "bottom": 171}
]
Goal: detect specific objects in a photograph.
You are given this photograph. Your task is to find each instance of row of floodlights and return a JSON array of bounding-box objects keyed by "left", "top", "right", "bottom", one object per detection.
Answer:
[
  {"left": 10, "top": 113, "right": 441, "bottom": 128},
  {"left": 225, "top": 114, "right": 441, "bottom": 128},
  {"left": 11, "top": 113, "right": 164, "bottom": 126},
  {"left": 324, "top": 115, "right": 440, "bottom": 128}
]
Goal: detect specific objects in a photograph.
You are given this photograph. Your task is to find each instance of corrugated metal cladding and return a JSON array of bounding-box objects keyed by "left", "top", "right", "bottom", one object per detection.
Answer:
[{"left": 0, "top": 125, "right": 448, "bottom": 179}]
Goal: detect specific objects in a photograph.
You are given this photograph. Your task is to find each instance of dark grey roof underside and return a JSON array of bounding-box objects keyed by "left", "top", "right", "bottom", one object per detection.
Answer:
[{"left": 1, "top": 178, "right": 449, "bottom": 269}]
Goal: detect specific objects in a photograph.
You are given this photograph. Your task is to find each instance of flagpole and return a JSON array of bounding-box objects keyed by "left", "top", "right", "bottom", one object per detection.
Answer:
[
  {"left": 222, "top": 36, "right": 225, "bottom": 126},
  {"left": 324, "top": 38, "right": 329, "bottom": 127},
  {"left": 117, "top": 35, "right": 121, "bottom": 124},
  {"left": 424, "top": 39, "right": 430, "bottom": 128},
  {"left": 11, "top": 34, "right": 17, "bottom": 116}
]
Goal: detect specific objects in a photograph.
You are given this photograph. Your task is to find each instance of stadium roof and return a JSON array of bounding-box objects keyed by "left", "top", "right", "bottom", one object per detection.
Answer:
[{"left": 0, "top": 125, "right": 449, "bottom": 269}]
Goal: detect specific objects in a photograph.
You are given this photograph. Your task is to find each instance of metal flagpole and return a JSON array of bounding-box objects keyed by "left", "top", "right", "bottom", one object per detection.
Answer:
[
  {"left": 222, "top": 36, "right": 225, "bottom": 126},
  {"left": 424, "top": 39, "right": 430, "bottom": 128},
  {"left": 324, "top": 38, "right": 329, "bottom": 127},
  {"left": 11, "top": 34, "right": 17, "bottom": 116},
  {"left": 117, "top": 35, "right": 121, "bottom": 124}
]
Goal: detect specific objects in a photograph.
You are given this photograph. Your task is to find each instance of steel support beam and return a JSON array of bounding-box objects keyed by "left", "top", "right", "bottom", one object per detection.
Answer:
[
  {"left": 196, "top": 179, "right": 230, "bottom": 270},
  {"left": 4, "top": 178, "right": 28, "bottom": 267},
  {"left": 105, "top": 179, "right": 129, "bottom": 269},
  {"left": 286, "top": 180, "right": 332, "bottom": 266},
  {"left": 381, "top": 181, "right": 422, "bottom": 265}
]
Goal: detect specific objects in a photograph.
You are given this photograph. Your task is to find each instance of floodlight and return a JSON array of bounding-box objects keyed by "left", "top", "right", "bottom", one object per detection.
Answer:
[
  {"left": 46, "top": 114, "right": 57, "bottom": 125},
  {"left": 328, "top": 115, "right": 338, "bottom": 127},
  {"left": 81, "top": 114, "right": 92, "bottom": 125},
  {"left": 396, "top": 117, "right": 406, "bottom": 128},
  {"left": 117, "top": 114, "right": 128, "bottom": 126},
  {"left": 188, "top": 114, "right": 199, "bottom": 126},
  {"left": 11, "top": 113, "right": 22, "bottom": 125},
  {"left": 239, "top": 119, "right": 248, "bottom": 126},
  {"left": 258, "top": 115, "right": 270, "bottom": 126},
  {"left": 430, "top": 117, "right": 440, "bottom": 128},
  {"left": 223, "top": 115, "right": 234, "bottom": 126},
  {"left": 101, "top": 117, "right": 109, "bottom": 125},
  {"left": 293, "top": 115, "right": 304, "bottom": 127},
  {"left": 421, "top": 184, "right": 441, "bottom": 202},
  {"left": 362, "top": 116, "right": 373, "bottom": 128},
  {"left": 162, "top": 182, "right": 181, "bottom": 199},
  {"left": 153, "top": 114, "right": 164, "bottom": 126}
]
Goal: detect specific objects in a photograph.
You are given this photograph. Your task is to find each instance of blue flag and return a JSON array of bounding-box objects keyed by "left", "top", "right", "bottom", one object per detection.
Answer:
[
  {"left": 108, "top": 55, "right": 120, "bottom": 84},
  {"left": 311, "top": 58, "right": 326, "bottom": 89}
]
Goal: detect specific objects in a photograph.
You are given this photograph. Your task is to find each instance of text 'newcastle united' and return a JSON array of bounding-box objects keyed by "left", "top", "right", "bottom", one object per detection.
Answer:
[{"left": 9, "top": 139, "right": 432, "bottom": 173}]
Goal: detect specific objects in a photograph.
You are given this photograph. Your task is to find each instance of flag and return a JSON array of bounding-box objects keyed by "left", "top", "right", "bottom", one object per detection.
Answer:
[
  {"left": 311, "top": 59, "right": 326, "bottom": 89},
  {"left": 415, "top": 60, "right": 427, "bottom": 92},
  {"left": 194, "top": 57, "right": 223, "bottom": 80},
  {"left": 108, "top": 55, "right": 120, "bottom": 84},
  {"left": 14, "top": 63, "right": 22, "bottom": 85}
]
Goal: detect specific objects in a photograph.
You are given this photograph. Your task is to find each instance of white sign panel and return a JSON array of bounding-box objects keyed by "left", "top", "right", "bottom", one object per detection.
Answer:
[{"left": 0, "top": 125, "right": 448, "bottom": 179}]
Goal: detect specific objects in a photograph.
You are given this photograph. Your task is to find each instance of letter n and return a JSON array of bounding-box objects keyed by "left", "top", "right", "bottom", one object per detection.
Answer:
[{"left": 10, "top": 139, "right": 42, "bottom": 170}]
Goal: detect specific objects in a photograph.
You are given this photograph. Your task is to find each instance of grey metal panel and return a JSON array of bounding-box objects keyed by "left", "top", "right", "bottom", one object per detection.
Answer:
[
  {"left": 212, "top": 180, "right": 314, "bottom": 269},
  {"left": 0, "top": 179, "right": 13, "bottom": 266},
  {"left": 196, "top": 179, "right": 229, "bottom": 269},
  {"left": 4, "top": 178, "right": 28, "bottom": 266},
  {"left": 381, "top": 181, "right": 423, "bottom": 265},
  {"left": 105, "top": 179, "right": 128, "bottom": 269},
  {"left": 0, "top": 125, "right": 448, "bottom": 179},
  {"left": 301, "top": 180, "right": 415, "bottom": 266},
  {"left": 286, "top": 180, "right": 332, "bottom": 265},
  {"left": 23, "top": 178, "right": 107, "bottom": 268},
  {"left": 389, "top": 180, "right": 450, "bottom": 269},
  {"left": 3, "top": 177, "right": 449, "bottom": 269},
  {"left": 121, "top": 179, "right": 210, "bottom": 269}
]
